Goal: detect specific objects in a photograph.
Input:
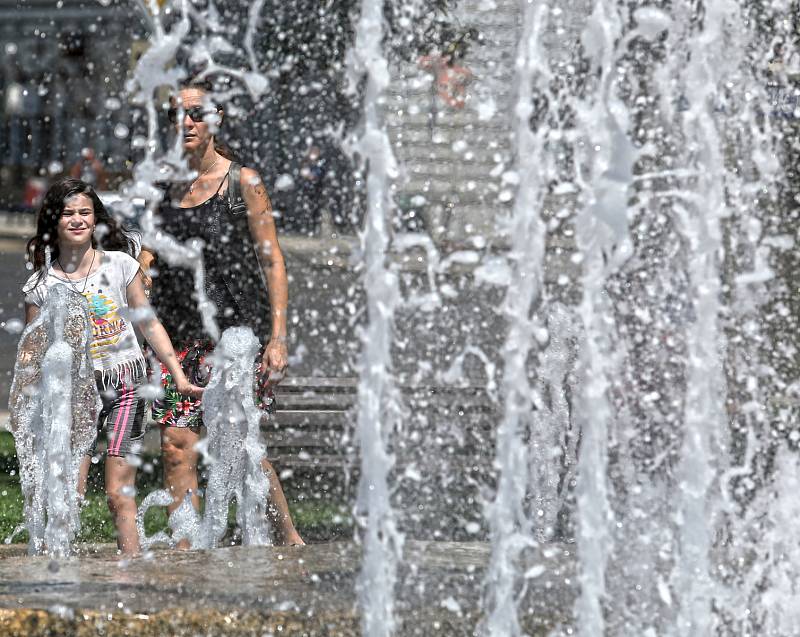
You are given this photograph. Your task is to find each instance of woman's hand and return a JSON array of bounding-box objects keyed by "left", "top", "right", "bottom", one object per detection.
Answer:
[
  {"left": 260, "top": 338, "right": 288, "bottom": 386},
  {"left": 176, "top": 381, "right": 205, "bottom": 399}
]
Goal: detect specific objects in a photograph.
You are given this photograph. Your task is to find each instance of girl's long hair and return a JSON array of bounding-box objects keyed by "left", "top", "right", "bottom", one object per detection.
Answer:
[{"left": 26, "top": 178, "right": 138, "bottom": 278}]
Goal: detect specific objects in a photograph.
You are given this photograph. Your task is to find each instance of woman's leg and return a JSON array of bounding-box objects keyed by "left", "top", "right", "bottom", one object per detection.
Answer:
[
  {"left": 105, "top": 456, "right": 139, "bottom": 554},
  {"left": 161, "top": 425, "right": 201, "bottom": 549},
  {"left": 260, "top": 457, "right": 304, "bottom": 546}
]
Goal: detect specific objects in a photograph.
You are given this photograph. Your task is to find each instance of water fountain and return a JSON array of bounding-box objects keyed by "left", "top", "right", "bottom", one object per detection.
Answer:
[
  {"left": 8, "top": 283, "right": 98, "bottom": 557},
  {"left": 137, "top": 326, "right": 272, "bottom": 549},
  {"left": 1, "top": 0, "right": 798, "bottom": 635},
  {"left": 564, "top": 1, "right": 793, "bottom": 634},
  {"left": 481, "top": 1, "right": 551, "bottom": 634},
  {"left": 347, "top": 0, "right": 403, "bottom": 634}
]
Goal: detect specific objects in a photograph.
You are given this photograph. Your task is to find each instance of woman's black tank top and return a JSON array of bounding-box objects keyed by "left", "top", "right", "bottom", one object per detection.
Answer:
[{"left": 150, "top": 167, "right": 271, "bottom": 343}]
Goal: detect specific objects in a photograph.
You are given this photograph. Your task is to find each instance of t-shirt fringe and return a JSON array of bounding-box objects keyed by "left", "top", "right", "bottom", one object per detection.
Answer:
[{"left": 99, "top": 357, "right": 146, "bottom": 387}]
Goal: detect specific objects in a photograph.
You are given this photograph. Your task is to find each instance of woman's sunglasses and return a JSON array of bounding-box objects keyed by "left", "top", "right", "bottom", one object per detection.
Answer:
[{"left": 167, "top": 106, "right": 219, "bottom": 124}]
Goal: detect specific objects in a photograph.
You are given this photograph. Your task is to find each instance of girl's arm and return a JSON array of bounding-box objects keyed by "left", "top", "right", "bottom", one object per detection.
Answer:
[
  {"left": 137, "top": 247, "right": 155, "bottom": 294},
  {"left": 18, "top": 303, "right": 42, "bottom": 369},
  {"left": 24, "top": 303, "right": 40, "bottom": 325},
  {"left": 126, "top": 271, "right": 203, "bottom": 398},
  {"left": 240, "top": 167, "right": 289, "bottom": 383}
]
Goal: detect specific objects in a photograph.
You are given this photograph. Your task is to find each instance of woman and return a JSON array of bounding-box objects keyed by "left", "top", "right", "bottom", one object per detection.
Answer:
[
  {"left": 139, "top": 80, "right": 303, "bottom": 546},
  {"left": 22, "top": 177, "right": 204, "bottom": 554}
]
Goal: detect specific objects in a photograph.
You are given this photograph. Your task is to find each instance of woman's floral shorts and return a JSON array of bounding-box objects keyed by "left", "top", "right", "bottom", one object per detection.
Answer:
[{"left": 151, "top": 340, "right": 276, "bottom": 429}]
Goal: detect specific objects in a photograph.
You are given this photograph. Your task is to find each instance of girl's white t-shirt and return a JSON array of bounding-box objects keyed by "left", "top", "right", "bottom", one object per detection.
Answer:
[{"left": 22, "top": 251, "right": 145, "bottom": 382}]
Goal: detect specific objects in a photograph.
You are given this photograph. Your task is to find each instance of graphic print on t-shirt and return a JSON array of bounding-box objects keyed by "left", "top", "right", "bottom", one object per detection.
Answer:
[{"left": 83, "top": 290, "right": 128, "bottom": 361}]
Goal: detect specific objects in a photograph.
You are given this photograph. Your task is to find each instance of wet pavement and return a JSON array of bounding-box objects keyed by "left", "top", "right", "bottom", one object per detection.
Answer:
[{"left": 0, "top": 540, "right": 575, "bottom": 635}]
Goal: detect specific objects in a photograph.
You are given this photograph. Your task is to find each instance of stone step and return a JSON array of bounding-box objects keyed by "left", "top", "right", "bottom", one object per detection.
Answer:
[
  {"left": 275, "top": 377, "right": 494, "bottom": 398},
  {"left": 273, "top": 392, "right": 355, "bottom": 411},
  {"left": 396, "top": 183, "right": 506, "bottom": 204},
  {"left": 386, "top": 112, "right": 515, "bottom": 132},
  {"left": 274, "top": 392, "right": 496, "bottom": 413},
  {"left": 270, "top": 453, "right": 352, "bottom": 470},
  {"left": 269, "top": 451, "right": 495, "bottom": 472},
  {"left": 263, "top": 428, "right": 346, "bottom": 449},
  {"left": 394, "top": 164, "right": 508, "bottom": 184},
  {"left": 266, "top": 377, "right": 500, "bottom": 471},
  {"left": 268, "top": 409, "right": 350, "bottom": 428},
  {"left": 394, "top": 128, "right": 514, "bottom": 148}
]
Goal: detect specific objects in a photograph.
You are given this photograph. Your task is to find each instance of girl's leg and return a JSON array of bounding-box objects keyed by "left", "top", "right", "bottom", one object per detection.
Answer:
[
  {"left": 77, "top": 455, "right": 91, "bottom": 499},
  {"left": 161, "top": 425, "right": 201, "bottom": 549},
  {"left": 105, "top": 456, "right": 139, "bottom": 554},
  {"left": 261, "top": 457, "right": 304, "bottom": 546},
  {"left": 100, "top": 371, "right": 146, "bottom": 555}
]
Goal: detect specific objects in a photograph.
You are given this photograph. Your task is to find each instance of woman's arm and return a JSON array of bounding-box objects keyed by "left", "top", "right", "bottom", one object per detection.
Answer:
[
  {"left": 126, "top": 272, "right": 203, "bottom": 398},
  {"left": 240, "top": 167, "right": 289, "bottom": 381}
]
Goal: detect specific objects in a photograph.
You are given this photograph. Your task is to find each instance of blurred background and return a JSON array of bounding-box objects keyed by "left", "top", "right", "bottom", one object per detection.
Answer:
[{"left": 0, "top": 0, "right": 490, "bottom": 237}]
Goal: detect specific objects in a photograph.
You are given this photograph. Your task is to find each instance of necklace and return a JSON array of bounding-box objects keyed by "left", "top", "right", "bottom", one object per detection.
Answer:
[
  {"left": 189, "top": 157, "right": 220, "bottom": 194},
  {"left": 57, "top": 249, "right": 96, "bottom": 295}
]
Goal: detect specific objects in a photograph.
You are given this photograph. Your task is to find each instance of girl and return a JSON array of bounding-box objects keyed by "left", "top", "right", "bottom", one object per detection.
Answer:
[
  {"left": 138, "top": 79, "right": 304, "bottom": 546},
  {"left": 22, "top": 177, "right": 204, "bottom": 555}
]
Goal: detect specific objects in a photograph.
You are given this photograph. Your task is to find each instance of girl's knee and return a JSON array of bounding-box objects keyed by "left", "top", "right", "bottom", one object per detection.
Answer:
[{"left": 107, "top": 487, "right": 135, "bottom": 512}]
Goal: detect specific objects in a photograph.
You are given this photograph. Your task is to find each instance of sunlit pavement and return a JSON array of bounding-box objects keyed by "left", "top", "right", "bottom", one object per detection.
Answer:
[{"left": 0, "top": 540, "right": 574, "bottom": 635}]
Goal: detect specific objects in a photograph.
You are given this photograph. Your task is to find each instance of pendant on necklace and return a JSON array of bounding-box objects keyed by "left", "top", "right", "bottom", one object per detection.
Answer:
[{"left": 189, "top": 158, "right": 220, "bottom": 197}]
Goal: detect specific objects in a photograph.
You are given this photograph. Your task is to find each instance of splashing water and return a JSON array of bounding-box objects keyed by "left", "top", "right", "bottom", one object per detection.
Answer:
[
  {"left": 530, "top": 304, "right": 580, "bottom": 542},
  {"left": 561, "top": 0, "right": 791, "bottom": 633},
  {"left": 136, "top": 489, "right": 174, "bottom": 549},
  {"left": 481, "top": 1, "right": 553, "bottom": 634},
  {"left": 571, "top": 1, "right": 630, "bottom": 632},
  {"left": 667, "top": 3, "right": 737, "bottom": 633},
  {"left": 8, "top": 284, "right": 98, "bottom": 557},
  {"left": 347, "top": 0, "right": 404, "bottom": 633},
  {"left": 200, "top": 326, "right": 271, "bottom": 548},
  {"left": 732, "top": 446, "right": 800, "bottom": 635},
  {"left": 168, "top": 491, "right": 204, "bottom": 548},
  {"left": 121, "top": 1, "right": 220, "bottom": 343},
  {"left": 137, "top": 327, "right": 271, "bottom": 549}
]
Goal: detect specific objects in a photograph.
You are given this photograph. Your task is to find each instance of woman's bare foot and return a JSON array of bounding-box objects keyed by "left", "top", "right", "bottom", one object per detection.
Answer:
[
  {"left": 281, "top": 531, "right": 305, "bottom": 547},
  {"left": 272, "top": 517, "right": 305, "bottom": 546},
  {"left": 261, "top": 458, "right": 305, "bottom": 546}
]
